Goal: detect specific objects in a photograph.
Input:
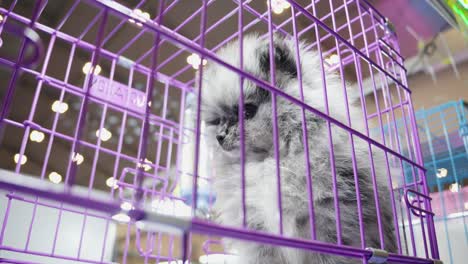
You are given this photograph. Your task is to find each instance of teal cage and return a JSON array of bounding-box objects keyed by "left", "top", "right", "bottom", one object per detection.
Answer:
[{"left": 379, "top": 100, "right": 467, "bottom": 264}]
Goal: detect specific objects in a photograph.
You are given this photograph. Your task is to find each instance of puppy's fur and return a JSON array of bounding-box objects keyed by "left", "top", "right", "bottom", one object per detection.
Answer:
[{"left": 199, "top": 34, "right": 397, "bottom": 264}]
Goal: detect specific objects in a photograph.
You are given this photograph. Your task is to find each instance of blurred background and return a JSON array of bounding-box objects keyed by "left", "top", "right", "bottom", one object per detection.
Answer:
[{"left": 0, "top": 0, "right": 467, "bottom": 264}]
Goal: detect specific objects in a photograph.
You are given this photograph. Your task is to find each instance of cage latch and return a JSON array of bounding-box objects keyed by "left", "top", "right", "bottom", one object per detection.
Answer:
[
  {"left": 365, "top": 248, "right": 388, "bottom": 264},
  {"left": 404, "top": 189, "right": 435, "bottom": 218}
]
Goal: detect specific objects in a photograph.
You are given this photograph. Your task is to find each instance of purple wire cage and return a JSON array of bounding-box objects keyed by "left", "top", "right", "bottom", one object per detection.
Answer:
[{"left": 0, "top": 0, "right": 441, "bottom": 264}]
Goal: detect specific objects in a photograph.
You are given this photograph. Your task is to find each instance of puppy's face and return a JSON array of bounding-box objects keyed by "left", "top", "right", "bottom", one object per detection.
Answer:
[
  {"left": 200, "top": 35, "right": 298, "bottom": 160},
  {"left": 203, "top": 81, "right": 273, "bottom": 159}
]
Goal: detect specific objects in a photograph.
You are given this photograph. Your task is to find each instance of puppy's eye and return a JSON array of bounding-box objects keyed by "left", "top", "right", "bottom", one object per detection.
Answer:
[
  {"left": 207, "top": 118, "right": 221, "bottom": 126},
  {"left": 244, "top": 104, "right": 258, "bottom": 120}
]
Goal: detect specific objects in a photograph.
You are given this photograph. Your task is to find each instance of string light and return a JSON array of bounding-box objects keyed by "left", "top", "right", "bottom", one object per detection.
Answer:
[
  {"left": 51, "top": 100, "right": 69, "bottom": 114},
  {"left": 30, "top": 130, "right": 45, "bottom": 143},
  {"left": 48, "top": 172, "right": 62, "bottom": 184},
  {"left": 267, "top": 0, "right": 291, "bottom": 14},
  {"left": 14, "top": 154, "right": 27, "bottom": 165},
  {"left": 82, "top": 62, "right": 101, "bottom": 75},
  {"left": 186, "top": 53, "right": 207, "bottom": 70},
  {"left": 72, "top": 152, "right": 84, "bottom": 165},
  {"left": 96, "top": 128, "right": 112, "bottom": 141},
  {"left": 106, "top": 177, "right": 119, "bottom": 189}
]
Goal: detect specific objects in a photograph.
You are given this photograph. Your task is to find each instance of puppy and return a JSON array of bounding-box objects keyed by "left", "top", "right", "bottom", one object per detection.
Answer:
[{"left": 198, "top": 34, "right": 397, "bottom": 264}]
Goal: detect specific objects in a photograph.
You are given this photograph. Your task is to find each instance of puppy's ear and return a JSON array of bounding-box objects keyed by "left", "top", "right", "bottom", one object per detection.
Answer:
[{"left": 258, "top": 37, "right": 297, "bottom": 78}]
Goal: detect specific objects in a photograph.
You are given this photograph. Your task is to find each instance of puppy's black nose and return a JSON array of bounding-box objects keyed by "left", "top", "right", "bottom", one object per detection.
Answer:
[{"left": 216, "top": 134, "right": 225, "bottom": 144}]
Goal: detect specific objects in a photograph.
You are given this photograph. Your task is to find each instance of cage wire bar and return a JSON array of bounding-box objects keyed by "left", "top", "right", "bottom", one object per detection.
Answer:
[{"left": 0, "top": 0, "right": 441, "bottom": 264}]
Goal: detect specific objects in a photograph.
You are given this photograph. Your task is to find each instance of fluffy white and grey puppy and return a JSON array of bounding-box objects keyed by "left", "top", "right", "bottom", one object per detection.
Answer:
[{"left": 199, "top": 34, "right": 397, "bottom": 264}]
